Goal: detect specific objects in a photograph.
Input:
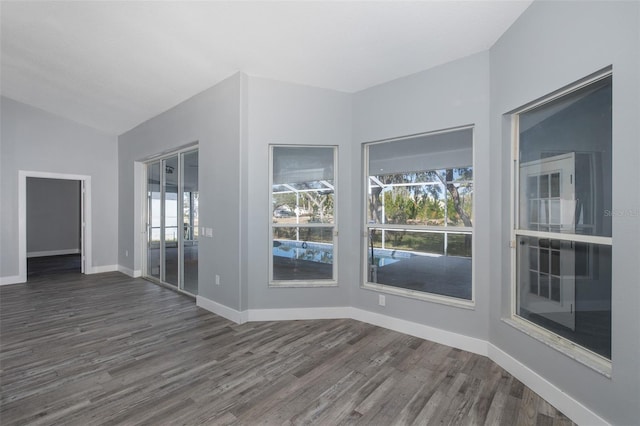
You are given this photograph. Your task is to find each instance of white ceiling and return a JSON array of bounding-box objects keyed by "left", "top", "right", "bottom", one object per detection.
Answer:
[{"left": 1, "top": 1, "right": 533, "bottom": 135}]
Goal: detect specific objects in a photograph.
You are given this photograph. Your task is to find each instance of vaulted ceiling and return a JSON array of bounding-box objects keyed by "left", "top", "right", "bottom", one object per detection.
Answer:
[{"left": 1, "top": 1, "right": 533, "bottom": 135}]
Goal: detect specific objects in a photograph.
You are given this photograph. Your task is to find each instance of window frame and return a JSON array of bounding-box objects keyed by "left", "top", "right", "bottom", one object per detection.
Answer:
[
  {"left": 268, "top": 144, "right": 338, "bottom": 287},
  {"left": 507, "top": 70, "right": 613, "bottom": 375},
  {"left": 361, "top": 126, "right": 475, "bottom": 308}
]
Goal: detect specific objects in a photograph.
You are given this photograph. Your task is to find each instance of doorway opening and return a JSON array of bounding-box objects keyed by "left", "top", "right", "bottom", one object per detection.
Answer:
[
  {"left": 26, "top": 177, "right": 82, "bottom": 278},
  {"left": 18, "top": 171, "right": 92, "bottom": 283}
]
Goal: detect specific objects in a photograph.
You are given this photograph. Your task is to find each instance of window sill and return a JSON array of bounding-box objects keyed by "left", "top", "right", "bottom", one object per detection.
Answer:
[
  {"left": 362, "top": 281, "right": 475, "bottom": 310},
  {"left": 503, "top": 316, "right": 612, "bottom": 378}
]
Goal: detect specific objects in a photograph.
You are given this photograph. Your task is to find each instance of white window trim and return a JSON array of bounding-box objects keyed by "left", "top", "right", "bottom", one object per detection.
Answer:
[
  {"left": 361, "top": 125, "right": 475, "bottom": 308},
  {"left": 508, "top": 70, "right": 613, "bottom": 374},
  {"left": 269, "top": 145, "right": 338, "bottom": 288}
]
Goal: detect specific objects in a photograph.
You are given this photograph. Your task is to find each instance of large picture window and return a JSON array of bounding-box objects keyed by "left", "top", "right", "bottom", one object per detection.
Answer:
[
  {"left": 512, "top": 72, "right": 612, "bottom": 363},
  {"left": 270, "top": 146, "right": 337, "bottom": 286},
  {"left": 363, "top": 127, "right": 473, "bottom": 304}
]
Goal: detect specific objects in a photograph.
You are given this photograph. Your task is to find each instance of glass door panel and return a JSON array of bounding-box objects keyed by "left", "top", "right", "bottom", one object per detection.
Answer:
[
  {"left": 182, "top": 150, "right": 198, "bottom": 294},
  {"left": 145, "top": 149, "right": 199, "bottom": 294},
  {"left": 163, "top": 156, "right": 179, "bottom": 286},
  {"left": 147, "top": 161, "right": 161, "bottom": 279}
]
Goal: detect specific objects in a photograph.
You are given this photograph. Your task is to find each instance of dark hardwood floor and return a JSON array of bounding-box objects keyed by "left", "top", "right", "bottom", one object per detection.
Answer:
[
  {"left": 0, "top": 271, "right": 575, "bottom": 425},
  {"left": 27, "top": 254, "right": 81, "bottom": 277}
]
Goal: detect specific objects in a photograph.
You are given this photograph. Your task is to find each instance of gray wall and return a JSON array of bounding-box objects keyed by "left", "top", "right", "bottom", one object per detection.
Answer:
[
  {"left": 118, "top": 73, "right": 242, "bottom": 309},
  {"left": 0, "top": 97, "right": 118, "bottom": 278},
  {"left": 352, "top": 51, "right": 492, "bottom": 341},
  {"left": 489, "top": 1, "right": 640, "bottom": 424},
  {"left": 27, "top": 178, "right": 80, "bottom": 255},
  {"left": 245, "top": 76, "right": 353, "bottom": 309}
]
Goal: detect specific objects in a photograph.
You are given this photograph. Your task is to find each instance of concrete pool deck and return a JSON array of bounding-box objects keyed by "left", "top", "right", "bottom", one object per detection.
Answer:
[{"left": 273, "top": 254, "right": 472, "bottom": 301}]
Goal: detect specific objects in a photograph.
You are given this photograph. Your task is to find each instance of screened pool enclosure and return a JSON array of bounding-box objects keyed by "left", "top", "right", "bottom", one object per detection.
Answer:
[
  {"left": 364, "top": 127, "right": 474, "bottom": 301},
  {"left": 270, "top": 146, "right": 337, "bottom": 285}
]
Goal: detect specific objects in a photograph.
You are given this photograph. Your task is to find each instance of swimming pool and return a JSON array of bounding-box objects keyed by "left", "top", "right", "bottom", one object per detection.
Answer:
[
  {"left": 273, "top": 240, "right": 334, "bottom": 264},
  {"left": 273, "top": 240, "right": 432, "bottom": 266}
]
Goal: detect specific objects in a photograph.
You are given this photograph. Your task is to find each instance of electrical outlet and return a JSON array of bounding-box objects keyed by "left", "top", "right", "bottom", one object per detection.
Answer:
[
  {"left": 378, "top": 294, "right": 386, "bottom": 306},
  {"left": 215, "top": 275, "right": 220, "bottom": 285},
  {"left": 125, "top": 250, "right": 128, "bottom": 257}
]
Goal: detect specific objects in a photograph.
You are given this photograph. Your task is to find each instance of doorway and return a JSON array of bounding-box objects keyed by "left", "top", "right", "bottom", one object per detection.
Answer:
[
  {"left": 144, "top": 148, "right": 198, "bottom": 295},
  {"left": 26, "top": 178, "right": 82, "bottom": 277},
  {"left": 18, "top": 171, "right": 91, "bottom": 282}
]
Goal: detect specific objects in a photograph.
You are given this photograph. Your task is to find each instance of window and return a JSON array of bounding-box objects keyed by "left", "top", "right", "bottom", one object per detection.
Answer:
[
  {"left": 363, "top": 127, "right": 473, "bottom": 304},
  {"left": 512, "top": 73, "right": 612, "bottom": 363},
  {"left": 270, "top": 146, "right": 337, "bottom": 286}
]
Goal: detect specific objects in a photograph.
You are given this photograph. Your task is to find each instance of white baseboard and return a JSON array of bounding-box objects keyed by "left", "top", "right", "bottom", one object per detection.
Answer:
[
  {"left": 350, "top": 308, "right": 489, "bottom": 356},
  {"left": 228, "top": 305, "right": 487, "bottom": 357},
  {"left": 196, "top": 295, "right": 248, "bottom": 324},
  {"left": 27, "top": 249, "right": 81, "bottom": 258},
  {"left": 488, "top": 344, "right": 608, "bottom": 426},
  {"left": 117, "top": 265, "right": 142, "bottom": 278},
  {"left": 247, "top": 306, "right": 351, "bottom": 322},
  {"left": 87, "top": 265, "right": 118, "bottom": 274},
  {"left": 0, "top": 275, "right": 25, "bottom": 286}
]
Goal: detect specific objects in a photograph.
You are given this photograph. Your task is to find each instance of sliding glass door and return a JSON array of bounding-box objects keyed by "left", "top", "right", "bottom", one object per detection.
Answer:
[
  {"left": 147, "top": 162, "right": 161, "bottom": 280},
  {"left": 164, "top": 155, "right": 179, "bottom": 286},
  {"left": 145, "top": 148, "right": 198, "bottom": 294},
  {"left": 182, "top": 150, "right": 199, "bottom": 294}
]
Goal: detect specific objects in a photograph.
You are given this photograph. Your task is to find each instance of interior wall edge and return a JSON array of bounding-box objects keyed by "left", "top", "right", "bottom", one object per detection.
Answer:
[
  {"left": 247, "top": 307, "right": 351, "bottom": 322},
  {"left": 196, "top": 294, "right": 249, "bottom": 324}
]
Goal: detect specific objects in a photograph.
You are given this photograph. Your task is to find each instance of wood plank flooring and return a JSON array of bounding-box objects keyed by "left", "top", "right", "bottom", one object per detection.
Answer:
[
  {"left": 0, "top": 271, "right": 575, "bottom": 425},
  {"left": 27, "top": 254, "right": 81, "bottom": 277}
]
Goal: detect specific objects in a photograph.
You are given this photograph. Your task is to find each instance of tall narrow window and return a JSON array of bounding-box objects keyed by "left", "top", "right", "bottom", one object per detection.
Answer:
[
  {"left": 363, "top": 127, "right": 473, "bottom": 304},
  {"left": 270, "top": 146, "right": 337, "bottom": 286},
  {"left": 512, "top": 73, "right": 612, "bottom": 362}
]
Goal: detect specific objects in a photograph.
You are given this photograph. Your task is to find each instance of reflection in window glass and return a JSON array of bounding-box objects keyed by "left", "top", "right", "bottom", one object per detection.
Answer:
[
  {"left": 518, "top": 76, "right": 612, "bottom": 238},
  {"left": 273, "top": 227, "right": 334, "bottom": 281},
  {"left": 271, "top": 146, "right": 336, "bottom": 283},
  {"left": 514, "top": 74, "right": 612, "bottom": 360},
  {"left": 364, "top": 127, "right": 473, "bottom": 301},
  {"left": 516, "top": 237, "right": 611, "bottom": 358}
]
